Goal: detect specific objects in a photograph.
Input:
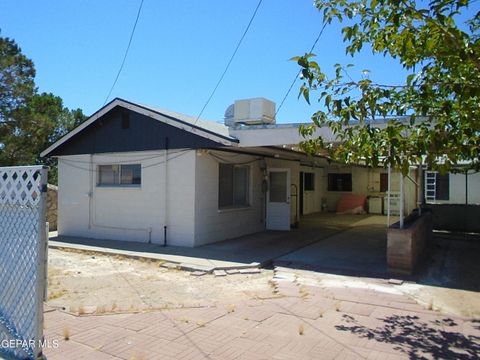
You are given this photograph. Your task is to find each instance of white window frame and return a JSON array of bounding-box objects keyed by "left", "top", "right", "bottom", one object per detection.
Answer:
[
  {"left": 218, "top": 163, "right": 251, "bottom": 210},
  {"left": 97, "top": 164, "right": 142, "bottom": 187}
]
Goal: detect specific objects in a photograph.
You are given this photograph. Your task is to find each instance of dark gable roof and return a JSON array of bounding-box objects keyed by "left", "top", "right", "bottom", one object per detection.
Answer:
[{"left": 41, "top": 98, "right": 238, "bottom": 157}]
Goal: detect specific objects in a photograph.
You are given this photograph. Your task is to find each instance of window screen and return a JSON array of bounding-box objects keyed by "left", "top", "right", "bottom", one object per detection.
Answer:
[
  {"left": 327, "top": 173, "right": 352, "bottom": 192},
  {"left": 435, "top": 173, "right": 449, "bottom": 200},
  {"left": 218, "top": 163, "right": 249, "bottom": 208},
  {"left": 304, "top": 172, "right": 315, "bottom": 191},
  {"left": 120, "top": 164, "right": 141, "bottom": 184},
  {"left": 98, "top": 164, "right": 141, "bottom": 186},
  {"left": 380, "top": 173, "right": 389, "bottom": 192},
  {"left": 269, "top": 171, "right": 287, "bottom": 202},
  {"left": 233, "top": 166, "right": 249, "bottom": 205},
  {"left": 98, "top": 165, "right": 120, "bottom": 185}
]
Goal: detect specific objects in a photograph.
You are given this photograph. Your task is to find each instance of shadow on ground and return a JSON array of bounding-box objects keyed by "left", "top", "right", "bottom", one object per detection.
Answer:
[
  {"left": 336, "top": 313, "right": 480, "bottom": 359},
  {"left": 51, "top": 213, "right": 376, "bottom": 269},
  {"left": 51, "top": 212, "right": 480, "bottom": 293},
  {"left": 417, "top": 233, "right": 480, "bottom": 292}
]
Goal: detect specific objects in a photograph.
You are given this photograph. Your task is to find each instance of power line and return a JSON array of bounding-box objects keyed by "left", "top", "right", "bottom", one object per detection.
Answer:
[
  {"left": 59, "top": 149, "right": 191, "bottom": 173},
  {"left": 275, "top": 22, "right": 328, "bottom": 117},
  {"left": 194, "top": 0, "right": 263, "bottom": 124},
  {"left": 103, "top": 0, "right": 145, "bottom": 105}
]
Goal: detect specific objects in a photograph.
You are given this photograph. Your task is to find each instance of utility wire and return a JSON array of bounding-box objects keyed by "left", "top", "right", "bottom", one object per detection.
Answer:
[
  {"left": 103, "top": 0, "right": 145, "bottom": 105},
  {"left": 194, "top": 0, "right": 263, "bottom": 124},
  {"left": 60, "top": 150, "right": 191, "bottom": 173},
  {"left": 275, "top": 21, "right": 328, "bottom": 117}
]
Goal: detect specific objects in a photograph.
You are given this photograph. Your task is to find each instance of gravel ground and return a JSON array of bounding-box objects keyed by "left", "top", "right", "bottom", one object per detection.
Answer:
[
  {"left": 47, "top": 246, "right": 480, "bottom": 319},
  {"left": 47, "top": 248, "right": 277, "bottom": 314}
]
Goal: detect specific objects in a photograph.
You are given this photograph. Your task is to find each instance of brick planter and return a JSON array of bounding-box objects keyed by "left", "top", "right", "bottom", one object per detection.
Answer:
[{"left": 387, "top": 212, "right": 432, "bottom": 275}]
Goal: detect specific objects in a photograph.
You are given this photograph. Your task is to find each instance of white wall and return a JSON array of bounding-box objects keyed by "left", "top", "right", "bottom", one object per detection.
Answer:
[
  {"left": 59, "top": 149, "right": 307, "bottom": 248},
  {"left": 193, "top": 151, "right": 307, "bottom": 245},
  {"left": 229, "top": 120, "right": 400, "bottom": 148},
  {"left": 58, "top": 154, "right": 91, "bottom": 237},
  {"left": 230, "top": 124, "right": 338, "bottom": 147},
  {"left": 300, "top": 166, "right": 326, "bottom": 215},
  {"left": 322, "top": 166, "right": 417, "bottom": 215},
  {"left": 58, "top": 150, "right": 196, "bottom": 247},
  {"left": 434, "top": 171, "right": 480, "bottom": 205},
  {"left": 194, "top": 150, "right": 265, "bottom": 246},
  {"left": 265, "top": 157, "right": 301, "bottom": 224}
]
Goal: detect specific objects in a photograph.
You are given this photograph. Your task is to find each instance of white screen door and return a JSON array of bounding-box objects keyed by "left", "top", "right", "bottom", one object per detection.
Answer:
[{"left": 266, "top": 168, "right": 291, "bottom": 230}]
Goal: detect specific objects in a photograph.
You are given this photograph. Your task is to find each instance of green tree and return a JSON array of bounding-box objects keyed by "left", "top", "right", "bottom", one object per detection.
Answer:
[
  {"left": 0, "top": 37, "right": 36, "bottom": 121},
  {"left": 0, "top": 36, "right": 36, "bottom": 157},
  {"left": 0, "top": 36, "right": 86, "bottom": 183},
  {"left": 0, "top": 92, "right": 86, "bottom": 183},
  {"left": 295, "top": 0, "right": 479, "bottom": 174}
]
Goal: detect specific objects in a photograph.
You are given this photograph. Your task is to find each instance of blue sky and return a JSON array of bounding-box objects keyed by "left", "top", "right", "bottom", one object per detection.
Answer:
[{"left": 0, "top": 0, "right": 440, "bottom": 123}]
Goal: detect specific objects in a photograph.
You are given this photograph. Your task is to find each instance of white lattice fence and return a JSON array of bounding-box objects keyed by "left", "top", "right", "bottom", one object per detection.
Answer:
[{"left": 0, "top": 166, "right": 48, "bottom": 360}]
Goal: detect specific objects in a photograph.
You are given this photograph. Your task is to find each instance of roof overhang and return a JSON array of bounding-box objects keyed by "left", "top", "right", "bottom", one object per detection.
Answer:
[
  {"left": 41, "top": 98, "right": 238, "bottom": 157},
  {"left": 228, "top": 123, "right": 337, "bottom": 147},
  {"left": 210, "top": 145, "right": 332, "bottom": 168},
  {"left": 227, "top": 117, "right": 418, "bottom": 148}
]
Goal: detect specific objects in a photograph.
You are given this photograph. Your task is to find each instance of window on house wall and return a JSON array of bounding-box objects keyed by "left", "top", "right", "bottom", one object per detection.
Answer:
[
  {"left": 425, "top": 172, "right": 450, "bottom": 201},
  {"left": 304, "top": 172, "right": 315, "bottom": 191},
  {"left": 98, "top": 164, "right": 141, "bottom": 186},
  {"left": 327, "top": 173, "right": 352, "bottom": 192},
  {"left": 435, "top": 173, "right": 450, "bottom": 200},
  {"left": 218, "top": 163, "right": 250, "bottom": 208},
  {"left": 269, "top": 171, "right": 287, "bottom": 202},
  {"left": 380, "top": 173, "right": 389, "bottom": 192}
]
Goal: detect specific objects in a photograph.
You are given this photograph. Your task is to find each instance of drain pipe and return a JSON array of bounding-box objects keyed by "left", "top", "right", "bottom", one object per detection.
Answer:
[
  {"left": 465, "top": 170, "right": 468, "bottom": 234},
  {"left": 163, "top": 137, "right": 169, "bottom": 247},
  {"left": 399, "top": 173, "right": 404, "bottom": 229},
  {"left": 417, "top": 165, "right": 423, "bottom": 216},
  {"left": 387, "top": 164, "right": 391, "bottom": 227},
  {"left": 88, "top": 155, "right": 93, "bottom": 229}
]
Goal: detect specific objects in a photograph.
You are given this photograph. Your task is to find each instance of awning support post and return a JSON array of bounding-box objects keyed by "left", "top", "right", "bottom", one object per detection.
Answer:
[{"left": 387, "top": 164, "right": 391, "bottom": 227}]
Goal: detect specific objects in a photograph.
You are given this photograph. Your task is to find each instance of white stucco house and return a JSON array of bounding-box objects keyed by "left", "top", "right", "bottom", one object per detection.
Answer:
[{"left": 41, "top": 98, "right": 480, "bottom": 247}]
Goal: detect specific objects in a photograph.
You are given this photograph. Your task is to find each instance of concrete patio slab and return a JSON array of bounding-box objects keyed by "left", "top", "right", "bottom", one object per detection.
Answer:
[
  {"left": 49, "top": 213, "right": 385, "bottom": 272},
  {"left": 277, "top": 216, "right": 391, "bottom": 277}
]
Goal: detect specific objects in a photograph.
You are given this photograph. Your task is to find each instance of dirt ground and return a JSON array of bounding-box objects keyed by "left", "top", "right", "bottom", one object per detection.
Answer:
[
  {"left": 47, "top": 248, "right": 278, "bottom": 314},
  {"left": 47, "top": 247, "right": 480, "bottom": 320}
]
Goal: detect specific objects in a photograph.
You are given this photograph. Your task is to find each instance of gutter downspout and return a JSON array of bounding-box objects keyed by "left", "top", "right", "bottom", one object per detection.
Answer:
[
  {"left": 163, "top": 137, "right": 169, "bottom": 246},
  {"left": 88, "top": 155, "right": 93, "bottom": 229},
  {"left": 399, "top": 173, "right": 404, "bottom": 229},
  {"left": 465, "top": 170, "right": 468, "bottom": 233},
  {"left": 417, "top": 165, "right": 423, "bottom": 216},
  {"left": 387, "top": 164, "right": 391, "bottom": 227},
  {"left": 465, "top": 170, "right": 468, "bottom": 206}
]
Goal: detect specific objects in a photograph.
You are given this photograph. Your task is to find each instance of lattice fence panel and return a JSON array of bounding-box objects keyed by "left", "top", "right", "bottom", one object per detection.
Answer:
[{"left": 0, "top": 166, "right": 47, "bottom": 360}]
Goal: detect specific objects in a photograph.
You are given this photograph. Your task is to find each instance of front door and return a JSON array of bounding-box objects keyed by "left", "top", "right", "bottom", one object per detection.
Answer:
[{"left": 266, "top": 168, "right": 291, "bottom": 230}]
